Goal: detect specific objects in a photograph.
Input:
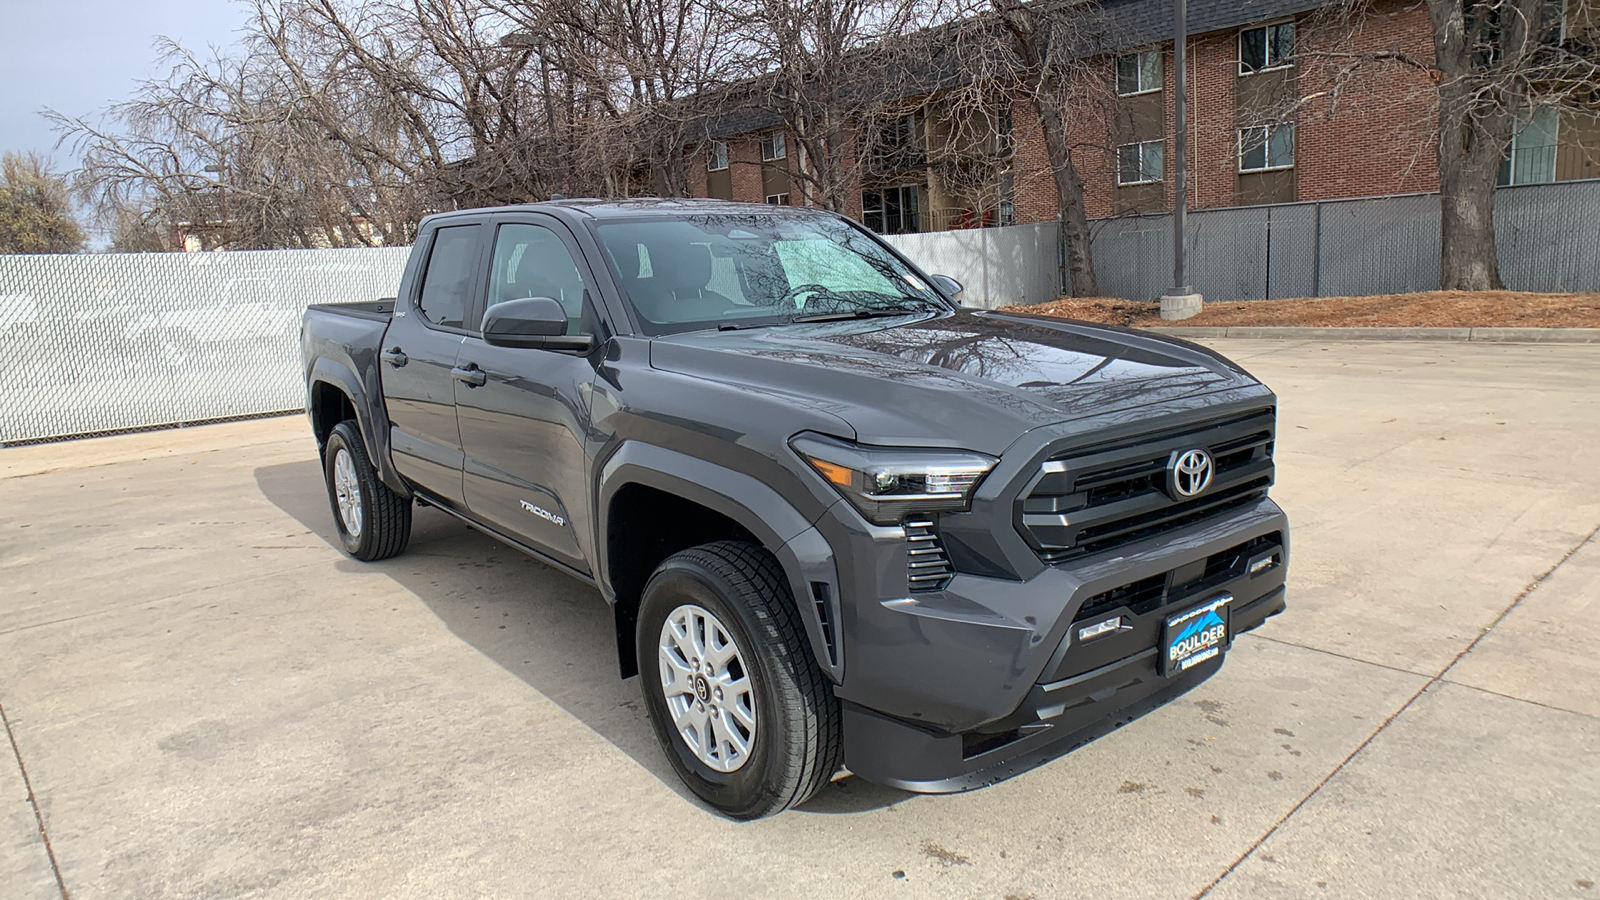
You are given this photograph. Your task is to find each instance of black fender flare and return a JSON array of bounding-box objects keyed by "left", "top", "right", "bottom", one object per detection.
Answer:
[
  {"left": 307, "top": 357, "right": 411, "bottom": 498},
  {"left": 597, "top": 441, "right": 844, "bottom": 683}
]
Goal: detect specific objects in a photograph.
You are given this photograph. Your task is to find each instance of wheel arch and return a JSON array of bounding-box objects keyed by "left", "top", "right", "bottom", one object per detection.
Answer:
[
  {"left": 306, "top": 357, "right": 410, "bottom": 498},
  {"left": 598, "top": 442, "right": 844, "bottom": 684}
]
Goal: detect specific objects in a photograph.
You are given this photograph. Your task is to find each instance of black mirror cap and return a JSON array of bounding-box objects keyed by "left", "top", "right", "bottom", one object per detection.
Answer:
[
  {"left": 482, "top": 296, "right": 595, "bottom": 352},
  {"left": 930, "top": 274, "right": 964, "bottom": 298}
]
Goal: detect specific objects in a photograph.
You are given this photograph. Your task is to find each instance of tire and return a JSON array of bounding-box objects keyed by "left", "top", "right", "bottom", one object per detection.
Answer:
[
  {"left": 323, "top": 419, "right": 412, "bottom": 561},
  {"left": 636, "top": 541, "right": 843, "bottom": 819}
]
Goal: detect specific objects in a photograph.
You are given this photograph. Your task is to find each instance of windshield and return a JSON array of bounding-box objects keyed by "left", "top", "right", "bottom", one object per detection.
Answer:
[{"left": 591, "top": 212, "right": 948, "bottom": 335}]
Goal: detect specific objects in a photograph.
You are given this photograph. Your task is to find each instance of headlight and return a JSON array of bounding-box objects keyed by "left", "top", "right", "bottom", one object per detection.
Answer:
[{"left": 790, "top": 433, "right": 998, "bottom": 526}]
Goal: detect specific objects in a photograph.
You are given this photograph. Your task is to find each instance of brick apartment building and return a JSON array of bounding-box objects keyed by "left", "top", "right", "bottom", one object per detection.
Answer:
[{"left": 680, "top": 0, "right": 1600, "bottom": 233}]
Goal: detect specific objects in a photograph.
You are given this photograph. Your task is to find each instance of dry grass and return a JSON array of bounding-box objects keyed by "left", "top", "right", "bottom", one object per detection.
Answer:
[{"left": 1003, "top": 292, "right": 1600, "bottom": 329}]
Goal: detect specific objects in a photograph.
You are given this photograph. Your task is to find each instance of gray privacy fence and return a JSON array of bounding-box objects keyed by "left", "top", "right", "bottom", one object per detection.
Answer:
[
  {"left": 882, "top": 221, "right": 1060, "bottom": 310},
  {"left": 1091, "top": 179, "right": 1600, "bottom": 302},
  {"left": 0, "top": 247, "right": 410, "bottom": 443}
]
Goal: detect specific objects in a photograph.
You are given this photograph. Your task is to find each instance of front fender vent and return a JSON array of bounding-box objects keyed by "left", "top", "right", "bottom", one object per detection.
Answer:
[{"left": 906, "top": 518, "right": 955, "bottom": 593}]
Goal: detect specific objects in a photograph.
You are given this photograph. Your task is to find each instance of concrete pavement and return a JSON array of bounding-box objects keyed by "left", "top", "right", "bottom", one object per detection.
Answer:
[{"left": 1, "top": 340, "right": 1597, "bottom": 899}]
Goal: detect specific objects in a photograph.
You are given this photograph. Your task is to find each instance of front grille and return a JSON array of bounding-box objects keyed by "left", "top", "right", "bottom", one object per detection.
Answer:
[
  {"left": 1071, "top": 532, "right": 1282, "bottom": 625},
  {"left": 1023, "top": 409, "right": 1276, "bottom": 564},
  {"left": 905, "top": 518, "right": 955, "bottom": 593}
]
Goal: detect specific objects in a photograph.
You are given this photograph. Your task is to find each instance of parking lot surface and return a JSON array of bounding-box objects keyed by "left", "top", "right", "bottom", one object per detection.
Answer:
[{"left": 3, "top": 339, "right": 1598, "bottom": 899}]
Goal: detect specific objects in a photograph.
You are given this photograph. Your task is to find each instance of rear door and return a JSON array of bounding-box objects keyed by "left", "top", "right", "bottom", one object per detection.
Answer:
[
  {"left": 454, "top": 213, "right": 603, "bottom": 571},
  {"left": 380, "top": 222, "right": 485, "bottom": 510}
]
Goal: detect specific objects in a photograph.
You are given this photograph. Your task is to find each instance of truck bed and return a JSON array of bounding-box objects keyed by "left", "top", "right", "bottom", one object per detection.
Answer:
[{"left": 307, "top": 298, "right": 396, "bottom": 322}]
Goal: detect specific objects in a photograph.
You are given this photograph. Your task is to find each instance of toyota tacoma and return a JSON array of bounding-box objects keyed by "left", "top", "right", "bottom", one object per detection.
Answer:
[{"left": 300, "top": 199, "right": 1289, "bottom": 819}]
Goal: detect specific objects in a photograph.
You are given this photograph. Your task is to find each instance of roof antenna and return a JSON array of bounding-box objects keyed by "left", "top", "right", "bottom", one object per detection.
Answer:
[{"left": 549, "top": 193, "right": 566, "bottom": 201}]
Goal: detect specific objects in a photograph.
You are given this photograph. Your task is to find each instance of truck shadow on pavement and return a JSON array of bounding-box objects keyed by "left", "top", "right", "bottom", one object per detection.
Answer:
[{"left": 253, "top": 459, "right": 910, "bottom": 816}]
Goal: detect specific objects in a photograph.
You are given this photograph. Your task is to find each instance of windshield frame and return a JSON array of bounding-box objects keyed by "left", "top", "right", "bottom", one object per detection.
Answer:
[{"left": 583, "top": 208, "right": 957, "bottom": 337}]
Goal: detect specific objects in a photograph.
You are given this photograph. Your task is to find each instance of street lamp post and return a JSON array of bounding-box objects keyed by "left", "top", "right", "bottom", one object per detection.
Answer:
[
  {"left": 204, "top": 161, "right": 226, "bottom": 250},
  {"left": 1160, "top": 0, "right": 1203, "bottom": 320}
]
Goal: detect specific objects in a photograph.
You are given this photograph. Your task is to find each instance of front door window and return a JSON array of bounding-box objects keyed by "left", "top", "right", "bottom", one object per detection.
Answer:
[{"left": 487, "top": 223, "right": 593, "bottom": 334}]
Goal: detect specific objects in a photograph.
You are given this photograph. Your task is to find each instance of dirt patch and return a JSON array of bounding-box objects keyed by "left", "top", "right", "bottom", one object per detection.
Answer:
[
  {"left": 1000, "top": 292, "right": 1600, "bottom": 329},
  {"left": 920, "top": 840, "right": 971, "bottom": 867}
]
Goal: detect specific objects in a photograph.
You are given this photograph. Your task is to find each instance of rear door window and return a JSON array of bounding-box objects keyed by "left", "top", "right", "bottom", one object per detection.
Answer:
[{"left": 416, "top": 225, "right": 480, "bottom": 330}]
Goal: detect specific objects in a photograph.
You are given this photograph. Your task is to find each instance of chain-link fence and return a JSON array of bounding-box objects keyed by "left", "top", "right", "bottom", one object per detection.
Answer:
[
  {"left": 0, "top": 247, "right": 409, "bottom": 443},
  {"left": 1091, "top": 179, "right": 1600, "bottom": 301}
]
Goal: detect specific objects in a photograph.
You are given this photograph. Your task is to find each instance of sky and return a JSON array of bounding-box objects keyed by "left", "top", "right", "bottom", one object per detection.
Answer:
[{"left": 0, "top": 0, "right": 252, "bottom": 169}]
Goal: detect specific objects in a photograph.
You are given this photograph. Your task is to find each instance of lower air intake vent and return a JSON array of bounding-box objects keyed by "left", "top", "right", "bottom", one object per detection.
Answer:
[{"left": 905, "top": 518, "right": 954, "bottom": 593}]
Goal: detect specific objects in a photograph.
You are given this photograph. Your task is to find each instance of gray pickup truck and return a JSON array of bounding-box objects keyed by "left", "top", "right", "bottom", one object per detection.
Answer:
[{"left": 300, "top": 199, "right": 1289, "bottom": 818}]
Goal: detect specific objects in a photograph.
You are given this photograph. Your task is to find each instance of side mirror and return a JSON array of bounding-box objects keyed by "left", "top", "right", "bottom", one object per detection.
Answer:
[
  {"left": 930, "top": 274, "right": 964, "bottom": 298},
  {"left": 482, "top": 297, "right": 593, "bottom": 352}
]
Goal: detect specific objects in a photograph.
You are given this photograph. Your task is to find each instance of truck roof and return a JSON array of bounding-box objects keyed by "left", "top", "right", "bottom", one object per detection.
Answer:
[{"left": 421, "top": 198, "right": 830, "bottom": 227}]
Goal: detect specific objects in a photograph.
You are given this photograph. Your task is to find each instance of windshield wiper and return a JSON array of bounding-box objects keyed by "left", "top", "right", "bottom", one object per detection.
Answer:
[{"left": 788, "top": 305, "right": 936, "bottom": 324}]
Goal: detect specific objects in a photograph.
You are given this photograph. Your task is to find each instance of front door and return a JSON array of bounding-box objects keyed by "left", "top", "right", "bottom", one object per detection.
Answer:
[
  {"left": 455, "top": 216, "right": 602, "bottom": 571},
  {"left": 380, "top": 223, "right": 483, "bottom": 510}
]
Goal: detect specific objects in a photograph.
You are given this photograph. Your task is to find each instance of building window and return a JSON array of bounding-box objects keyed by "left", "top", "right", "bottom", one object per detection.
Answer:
[
  {"left": 995, "top": 104, "right": 1013, "bottom": 154},
  {"left": 1117, "top": 140, "right": 1165, "bottom": 184},
  {"left": 1499, "top": 106, "right": 1559, "bottom": 186},
  {"left": 1116, "top": 50, "right": 1162, "bottom": 95},
  {"left": 707, "top": 140, "right": 728, "bottom": 172},
  {"left": 1239, "top": 124, "right": 1294, "bottom": 172},
  {"left": 1239, "top": 21, "right": 1294, "bottom": 74},
  {"left": 998, "top": 199, "right": 1016, "bottom": 227},
  {"left": 760, "top": 131, "right": 787, "bottom": 162},
  {"left": 862, "top": 185, "right": 921, "bottom": 234},
  {"left": 870, "top": 114, "right": 920, "bottom": 169},
  {"left": 766, "top": 193, "right": 790, "bottom": 205},
  {"left": 1542, "top": 0, "right": 1567, "bottom": 43}
]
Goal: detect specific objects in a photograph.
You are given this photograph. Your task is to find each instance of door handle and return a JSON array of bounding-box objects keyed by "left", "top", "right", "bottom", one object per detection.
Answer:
[
  {"left": 381, "top": 347, "right": 408, "bottom": 367},
  {"left": 451, "top": 363, "right": 487, "bottom": 388}
]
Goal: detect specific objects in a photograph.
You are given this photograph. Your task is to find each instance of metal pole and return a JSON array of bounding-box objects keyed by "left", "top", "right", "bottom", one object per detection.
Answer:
[
  {"left": 1311, "top": 200, "right": 1323, "bottom": 297},
  {"left": 1171, "top": 0, "right": 1190, "bottom": 295}
]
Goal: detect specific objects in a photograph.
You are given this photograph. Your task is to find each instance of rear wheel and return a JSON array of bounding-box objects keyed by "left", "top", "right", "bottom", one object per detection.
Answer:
[
  {"left": 323, "top": 420, "right": 411, "bottom": 561},
  {"left": 637, "top": 541, "right": 842, "bottom": 819}
]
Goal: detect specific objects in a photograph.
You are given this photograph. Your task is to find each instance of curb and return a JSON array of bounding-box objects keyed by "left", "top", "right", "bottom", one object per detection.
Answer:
[{"left": 1145, "top": 326, "right": 1600, "bottom": 343}]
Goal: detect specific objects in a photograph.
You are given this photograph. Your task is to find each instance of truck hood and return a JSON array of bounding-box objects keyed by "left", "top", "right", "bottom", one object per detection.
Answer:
[{"left": 648, "top": 310, "right": 1259, "bottom": 456}]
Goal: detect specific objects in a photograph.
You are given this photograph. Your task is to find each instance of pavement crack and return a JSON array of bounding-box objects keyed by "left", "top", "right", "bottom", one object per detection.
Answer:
[
  {"left": 1435, "top": 521, "right": 1600, "bottom": 683},
  {"left": 1435, "top": 679, "right": 1600, "bottom": 721},
  {"left": 1, "top": 699, "right": 70, "bottom": 900},
  {"left": 1195, "top": 519, "right": 1600, "bottom": 900},
  {"left": 1242, "top": 634, "right": 1430, "bottom": 679}
]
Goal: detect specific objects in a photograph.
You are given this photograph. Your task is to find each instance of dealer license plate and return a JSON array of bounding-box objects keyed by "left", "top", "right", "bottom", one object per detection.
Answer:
[{"left": 1160, "top": 594, "right": 1232, "bottom": 676}]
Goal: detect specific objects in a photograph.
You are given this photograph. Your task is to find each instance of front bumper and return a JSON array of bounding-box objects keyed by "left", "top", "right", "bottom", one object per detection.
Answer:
[{"left": 828, "top": 497, "right": 1288, "bottom": 792}]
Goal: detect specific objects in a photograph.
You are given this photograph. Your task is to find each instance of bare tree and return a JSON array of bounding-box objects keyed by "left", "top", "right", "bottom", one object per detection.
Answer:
[
  {"left": 53, "top": 0, "right": 552, "bottom": 249},
  {"left": 104, "top": 201, "right": 176, "bottom": 253},
  {"left": 722, "top": 0, "right": 964, "bottom": 213},
  {"left": 987, "top": 0, "right": 1106, "bottom": 296},
  {"left": 1303, "top": 0, "right": 1599, "bottom": 290},
  {"left": 497, "top": 0, "right": 752, "bottom": 198},
  {"left": 53, "top": 34, "right": 428, "bottom": 250}
]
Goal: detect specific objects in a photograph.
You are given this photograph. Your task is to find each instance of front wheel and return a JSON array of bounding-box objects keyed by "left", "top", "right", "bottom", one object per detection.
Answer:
[
  {"left": 637, "top": 541, "right": 842, "bottom": 819},
  {"left": 323, "top": 420, "right": 411, "bottom": 561}
]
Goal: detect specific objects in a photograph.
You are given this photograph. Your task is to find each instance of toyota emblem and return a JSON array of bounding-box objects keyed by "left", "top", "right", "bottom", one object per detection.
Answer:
[{"left": 1171, "top": 449, "right": 1214, "bottom": 497}]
